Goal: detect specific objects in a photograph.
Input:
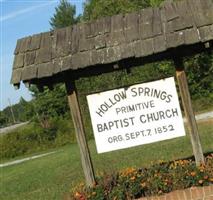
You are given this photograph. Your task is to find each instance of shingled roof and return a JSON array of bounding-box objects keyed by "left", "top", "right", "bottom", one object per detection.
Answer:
[{"left": 11, "top": 0, "right": 213, "bottom": 88}]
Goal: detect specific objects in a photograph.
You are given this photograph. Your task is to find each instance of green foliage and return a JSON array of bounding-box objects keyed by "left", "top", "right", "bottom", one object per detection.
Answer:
[
  {"left": 83, "top": 0, "right": 164, "bottom": 21},
  {"left": 72, "top": 155, "right": 213, "bottom": 200},
  {"left": 0, "top": 119, "right": 74, "bottom": 160},
  {"left": 0, "top": 97, "right": 34, "bottom": 127},
  {"left": 184, "top": 52, "right": 213, "bottom": 99},
  {"left": 50, "top": 0, "right": 78, "bottom": 29},
  {"left": 0, "top": 112, "right": 8, "bottom": 128},
  {"left": 31, "top": 84, "right": 68, "bottom": 119}
]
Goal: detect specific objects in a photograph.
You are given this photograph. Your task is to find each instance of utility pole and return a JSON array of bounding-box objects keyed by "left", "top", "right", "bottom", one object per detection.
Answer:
[{"left": 8, "top": 98, "right": 16, "bottom": 124}]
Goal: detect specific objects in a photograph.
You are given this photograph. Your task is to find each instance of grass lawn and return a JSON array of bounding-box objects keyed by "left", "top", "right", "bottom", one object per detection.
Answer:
[{"left": 0, "top": 121, "right": 213, "bottom": 200}]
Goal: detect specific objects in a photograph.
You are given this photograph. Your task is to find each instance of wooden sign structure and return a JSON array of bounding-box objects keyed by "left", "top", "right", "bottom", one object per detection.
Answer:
[{"left": 11, "top": 0, "right": 212, "bottom": 186}]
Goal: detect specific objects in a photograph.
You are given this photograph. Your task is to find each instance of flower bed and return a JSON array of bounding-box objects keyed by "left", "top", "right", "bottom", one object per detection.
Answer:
[{"left": 70, "top": 153, "right": 213, "bottom": 200}]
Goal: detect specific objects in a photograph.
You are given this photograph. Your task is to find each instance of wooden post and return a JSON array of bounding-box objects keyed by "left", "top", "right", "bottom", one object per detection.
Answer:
[
  {"left": 174, "top": 58, "right": 204, "bottom": 166},
  {"left": 65, "top": 80, "right": 95, "bottom": 186}
]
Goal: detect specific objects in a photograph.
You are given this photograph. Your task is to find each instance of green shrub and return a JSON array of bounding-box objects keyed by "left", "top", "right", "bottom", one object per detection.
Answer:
[{"left": 0, "top": 118, "right": 75, "bottom": 160}]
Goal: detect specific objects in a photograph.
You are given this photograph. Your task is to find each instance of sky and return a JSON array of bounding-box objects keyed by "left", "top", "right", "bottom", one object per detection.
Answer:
[{"left": 0, "top": 0, "right": 84, "bottom": 111}]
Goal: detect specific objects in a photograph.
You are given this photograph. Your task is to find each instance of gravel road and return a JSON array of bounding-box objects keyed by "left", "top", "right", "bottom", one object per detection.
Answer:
[{"left": 0, "top": 121, "right": 29, "bottom": 136}]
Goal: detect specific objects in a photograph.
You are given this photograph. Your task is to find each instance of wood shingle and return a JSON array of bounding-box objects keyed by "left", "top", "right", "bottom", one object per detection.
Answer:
[{"left": 10, "top": 0, "right": 213, "bottom": 86}]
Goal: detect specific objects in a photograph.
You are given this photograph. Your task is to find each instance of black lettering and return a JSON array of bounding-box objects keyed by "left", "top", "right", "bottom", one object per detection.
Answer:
[
  {"left": 97, "top": 124, "right": 103, "bottom": 132},
  {"left": 147, "top": 113, "right": 154, "bottom": 122},
  {"left": 100, "top": 104, "right": 108, "bottom": 111},
  {"left": 103, "top": 123, "right": 109, "bottom": 131},
  {"left": 114, "top": 94, "right": 121, "bottom": 102},
  {"left": 131, "top": 87, "right": 137, "bottom": 97},
  {"left": 119, "top": 90, "right": 127, "bottom": 100},
  {"left": 129, "top": 105, "right": 135, "bottom": 112},
  {"left": 146, "top": 129, "right": 151, "bottom": 136},
  {"left": 144, "top": 87, "right": 150, "bottom": 96},
  {"left": 108, "top": 137, "right": 113, "bottom": 143},
  {"left": 114, "top": 120, "right": 119, "bottom": 128},
  {"left": 168, "top": 125, "right": 174, "bottom": 131},
  {"left": 138, "top": 87, "right": 144, "bottom": 96},
  {"left": 150, "top": 100, "right": 155, "bottom": 108},
  {"left": 165, "top": 109, "right": 172, "bottom": 118},
  {"left": 166, "top": 94, "right": 172, "bottom": 103},
  {"left": 96, "top": 108, "right": 104, "bottom": 117},
  {"left": 135, "top": 132, "right": 140, "bottom": 138},
  {"left": 153, "top": 112, "right": 159, "bottom": 121},
  {"left": 121, "top": 107, "right": 126, "bottom": 113},
  {"left": 159, "top": 111, "right": 165, "bottom": 119},
  {"left": 172, "top": 108, "right": 178, "bottom": 117},
  {"left": 129, "top": 117, "right": 135, "bottom": 125},
  {"left": 108, "top": 98, "right": 116, "bottom": 106},
  {"left": 140, "top": 115, "right": 146, "bottom": 123},
  {"left": 108, "top": 121, "right": 114, "bottom": 130},
  {"left": 116, "top": 108, "right": 121, "bottom": 114},
  {"left": 123, "top": 118, "right": 129, "bottom": 127},
  {"left": 130, "top": 132, "right": 135, "bottom": 139},
  {"left": 143, "top": 101, "right": 149, "bottom": 109},
  {"left": 141, "top": 130, "right": 145, "bottom": 137},
  {"left": 160, "top": 91, "right": 167, "bottom": 100},
  {"left": 153, "top": 89, "right": 161, "bottom": 98},
  {"left": 162, "top": 126, "right": 168, "bottom": 132},
  {"left": 125, "top": 133, "right": 130, "bottom": 140}
]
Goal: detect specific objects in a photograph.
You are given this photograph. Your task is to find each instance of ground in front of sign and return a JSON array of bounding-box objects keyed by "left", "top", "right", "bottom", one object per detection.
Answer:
[{"left": 1, "top": 120, "right": 212, "bottom": 200}]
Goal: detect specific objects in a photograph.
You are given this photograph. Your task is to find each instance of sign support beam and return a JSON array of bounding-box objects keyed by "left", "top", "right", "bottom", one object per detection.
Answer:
[
  {"left": 174, "top": 58, "right": 204, "bottom": 166},
  {"left": 65, "top": 80, "right": 95, "bottom": 187}
]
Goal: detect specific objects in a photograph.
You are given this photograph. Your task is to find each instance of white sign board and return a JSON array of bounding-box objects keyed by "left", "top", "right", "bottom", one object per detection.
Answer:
[{"left": 87, "top": 77, "right": 185, "bottom": 153}]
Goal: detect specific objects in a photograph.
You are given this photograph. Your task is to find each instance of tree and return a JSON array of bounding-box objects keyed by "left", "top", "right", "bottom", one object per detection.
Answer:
[
  {"left": 0, "top": 112, "right": 8, "bottom": 128},
  {"left": 83, "top": 0, "right": 164, "bottom": 21},
  {"left": 50, "top": 0, "right": 78, "bottom": 29},
  {"left": 30, "top": 0, "right": 80, "bottom": 127},
  {"left": 30, "top": 84, "right": 69, "bottom": 128}
]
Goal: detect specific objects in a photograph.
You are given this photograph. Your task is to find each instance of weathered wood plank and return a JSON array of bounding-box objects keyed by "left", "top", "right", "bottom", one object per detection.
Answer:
[
  {"left": 14, "top": 38, "right": 23, "bottom": 55},
  {"left": 152, "top": 8, "right": 162, "bottom": 36},
  {"left": 25, "top": 51, "right": 36, "bottom": 66},
  {"left": 35, "top": 47, "right": 52, "bottom": 64},
  {"left": 124, "top": 13, "right": 139, "bottom": 42},
  {"left": 22, "top": 65, "right": 37, "bottom": 81},
  {"left": 13, "top": 54, "right": 25, "bottom": 69},
  {"left": 53, "top": 27, "right": 72, "bottom": 57},
  {"left": 166, "top": 31, "right": 184, "bottom": 48},
  {"left": 19, "top": 36, "right": 31, "bottom": 53},
  {"left": 29, "top": 33, "right": 41, "bottom": 51},
  {"left": 60, "top": 56, "right": 72, "bottom": 72},
  {"left": 174, "top": 58, "right": 204, "bottom": 166},
  {"left": 10, "top": 68, "right": 22, "bottom": 84},
  {"left": 139, "top": 7, "right": 153, "bottom": 39},
  {"left": 153, "top": 35, "right": 166, "bottom": 53},
  {"left": 65, "top": 81, "right": 95, "bottom": 187},
  {"left": 199, "top": 25, "right": 213, "bottom": 42},
  {"left": 37, "top": 62, "right": 53, "bottom": 78},
  {"left": 184, "top": 28, "right": 200, "bottom": 45}
]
